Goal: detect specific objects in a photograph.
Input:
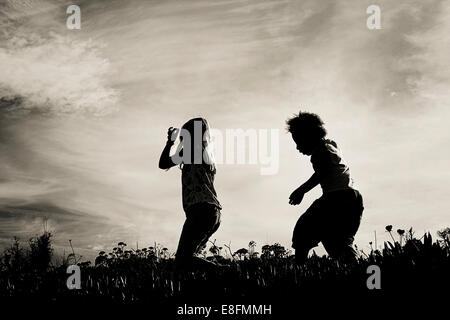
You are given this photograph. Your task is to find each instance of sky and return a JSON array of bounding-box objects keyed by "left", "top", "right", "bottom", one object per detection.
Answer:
[{"left": 0, "top": 0, "right": 449, "bottom": 260}]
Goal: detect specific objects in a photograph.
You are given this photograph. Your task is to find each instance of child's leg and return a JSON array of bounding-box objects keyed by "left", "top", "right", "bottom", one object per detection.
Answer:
[
  {"left": 175, "top": 203, "right": 221, "bottom": 270},
  {"left": 294, "top": 247, "right": 310, "bottom": 264},
  {"left": 175, "top": 217, "right": 198, "bottom": 268},
  {"left": 198, "top": 208, "right": 220, "bottom": 246},
  {"left": 292, "top": 199, "right": 323, "bottom": 264},
  {"left": 321, "top": 189, "right": 363, "bottom": 262},
  {"left": 322, "top": 236, "right": 357, "bottom": 262}
]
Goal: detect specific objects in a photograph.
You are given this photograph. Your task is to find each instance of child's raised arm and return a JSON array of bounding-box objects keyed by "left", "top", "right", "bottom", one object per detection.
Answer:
[{"left": 158, "top": 127, "right": 181, "bottom": 170}]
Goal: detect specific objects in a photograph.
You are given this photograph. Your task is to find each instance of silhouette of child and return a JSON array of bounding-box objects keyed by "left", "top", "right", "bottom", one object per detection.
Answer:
[
  {"left": 159, "top": 117, "right": 222, "bottom": 269},
  {"left": 287, "top": 111, "right": 364, "bottom": 264}
]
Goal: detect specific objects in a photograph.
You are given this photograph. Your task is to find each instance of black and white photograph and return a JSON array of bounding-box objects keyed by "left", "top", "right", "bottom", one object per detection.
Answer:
[{"left": 0, "top": 0, "right": 449, "bottom": 317}]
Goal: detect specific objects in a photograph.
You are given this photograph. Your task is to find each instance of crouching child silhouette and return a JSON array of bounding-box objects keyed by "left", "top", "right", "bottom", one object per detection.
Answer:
[
  {"left": 159, "top": 117, "right": 222, "bottom": 270},
  {"left": 287, "top": 111, "right": 364, "bottom": 264}
]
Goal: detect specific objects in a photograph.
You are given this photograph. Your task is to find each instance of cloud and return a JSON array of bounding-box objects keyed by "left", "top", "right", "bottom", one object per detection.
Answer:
[
  {"left": 400, "top": 1, "right": 450, "bottom": 104},
  {"left": 0, "top": 1, "right": 118, "bottom": 116},
  {"left": 0, "top": 201, "right": 140, "bottom": 261}
]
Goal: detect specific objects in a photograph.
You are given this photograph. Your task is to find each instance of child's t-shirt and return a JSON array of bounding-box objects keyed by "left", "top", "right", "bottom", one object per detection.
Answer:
[
  {"left": 181, "top": 164, "right": 222, "bottom": 212},
  {"left": 310, "top": 139, "right": 354, "bottom": 193}
]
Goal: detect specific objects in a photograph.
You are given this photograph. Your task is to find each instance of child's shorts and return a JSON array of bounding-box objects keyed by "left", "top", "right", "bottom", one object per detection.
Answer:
[
  {"left": 292, "top": 189, "right": 363, "bottom": 254},
  {"left": 176, "top": 202, "right": 221, "bottom": 261}
]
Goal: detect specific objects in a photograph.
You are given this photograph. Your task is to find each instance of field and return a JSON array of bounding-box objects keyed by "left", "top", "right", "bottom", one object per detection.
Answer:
[{"left": 1, "top": 227, "right": 449, "bottom": 317}]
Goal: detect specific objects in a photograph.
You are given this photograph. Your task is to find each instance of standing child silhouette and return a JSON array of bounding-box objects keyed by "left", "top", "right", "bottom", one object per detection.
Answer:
[
  {"left": 287, "top": 111, "right": 364, "bottom": 264},
  {"left": 159, "top": 117, "right": 222, "bottom": 269}
]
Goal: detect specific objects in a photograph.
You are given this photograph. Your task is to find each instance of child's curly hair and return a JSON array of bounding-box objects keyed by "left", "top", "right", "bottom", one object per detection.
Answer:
[{"left": 286, "top": 111, "right": 327, "bottom": 140}]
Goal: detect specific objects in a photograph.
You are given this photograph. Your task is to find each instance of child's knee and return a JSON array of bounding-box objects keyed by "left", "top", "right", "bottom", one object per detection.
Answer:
[
  {"left": 292, "top": 221, "right": 319, "bottom": 250},
  {"left": 292, "top": 236, "right": 318, "bottom": 253},
  {"left": 323, "top": 239, "right": 356, "bottom": 260}
]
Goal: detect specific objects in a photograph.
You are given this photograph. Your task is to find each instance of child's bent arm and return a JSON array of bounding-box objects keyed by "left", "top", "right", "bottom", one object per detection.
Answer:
[
  {"left": 290, "top": 173, "right": 319, "bottom": 205},
  {"left": 159, "top": 127, "right": 183, "bottom": 170},
  {"left": 158, "top": 141, "right": 179, "bottom": 170},
  {"left": 298, "top": 173, "right": 320, "bottom": 193}
]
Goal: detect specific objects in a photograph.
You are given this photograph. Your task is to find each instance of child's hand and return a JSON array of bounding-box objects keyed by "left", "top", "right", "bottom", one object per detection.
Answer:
[
  {"left": 167, "top": 127, "right": 179, "bottom": 144},
  {"left": 289, "top": 188, "right": 305, "bottom": 205}
]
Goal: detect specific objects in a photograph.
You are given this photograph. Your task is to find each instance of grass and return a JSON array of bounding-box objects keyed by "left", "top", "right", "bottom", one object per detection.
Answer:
[{"left": 1, "top": 226, "right": 449, "bottom": 315}]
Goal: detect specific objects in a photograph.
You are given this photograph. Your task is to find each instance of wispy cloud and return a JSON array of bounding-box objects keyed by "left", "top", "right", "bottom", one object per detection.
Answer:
[{"left": 0, "top": 0, "right": 118, "bottom": 116}]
